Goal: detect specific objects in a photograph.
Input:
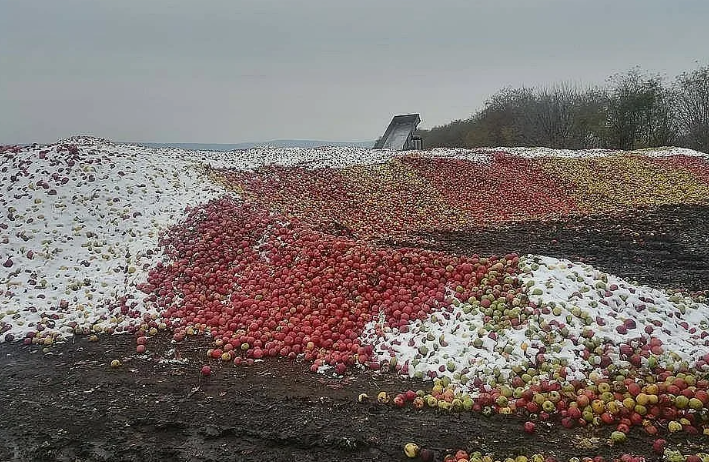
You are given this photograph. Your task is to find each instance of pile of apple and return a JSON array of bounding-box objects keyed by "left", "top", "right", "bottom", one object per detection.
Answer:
[
  {"left": 378, "top": 368, "right": 709, "bottom": 434},
  {"left": 650, "top": 155, "right": 709, "bottom": 185},
  {"left": 360, "top": 253, "right": 709, "bottom": 441},
  {"left": 0, "top": 139, "right": 231, "bottom": 344},
  {"left": 537, "top": 155, "right": 709, "bottom": 212},
  {"left": 399, "top": 153, "right": 579, "bottom": 224},
  {"left": 142, "top": 196, "right": 523, "bottom": 373},
  {"left": 5, "top": 141, "right": 708, "bottom": 350},
  {"left": 521, "top": 257, "right": 709, "bottom": 371},
  {"left": 364, "top": 254, "right": 709, "bottom": 388},
  {"left": 216, "top": 153, "right": 709, "bottom": 245},
  {"left": 214, "top": 159, "right": 454, "bottom": 240},
  {"left": 403, "top": 441, "right": 709, "bottom": 462},
  {"left": 214, "top": 153, "right": 581, "bottom": 240},
  {"left": 145, "top": 194, "right": 709, "bottom": 438}
]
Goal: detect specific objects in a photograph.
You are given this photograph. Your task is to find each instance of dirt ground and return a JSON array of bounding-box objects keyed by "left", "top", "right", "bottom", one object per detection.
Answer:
[
  {"left": 1, "top": 205, "right": 708, "bottom": 462},
  {"left": 405, "top": 204, "right": 709, "bottom": 294}
]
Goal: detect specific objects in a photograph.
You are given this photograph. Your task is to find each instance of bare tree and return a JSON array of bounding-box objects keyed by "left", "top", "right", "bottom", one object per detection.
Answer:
[
  {"left": 507, "top": 84, "right": 607, "bottom": 149},
  {"left": 674, "top": 64, "right": 709, "bottom": 153},
  {"left": 478, "top": 87, "right": 535, "bottom": 146},
  {"left": 519, "top": 84, "right": 574, "bottom": 148},
  {"left": 605, "top": 68, "right": 677, "bottom": 149},
  {"left": 418, "top": 66, "right": 708, "bottom": 151},
  {"left": 571, "top": 87, "right": 609, "bottom": 148}
]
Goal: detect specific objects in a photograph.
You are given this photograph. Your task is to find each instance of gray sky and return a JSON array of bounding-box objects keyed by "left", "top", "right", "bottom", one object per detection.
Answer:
[{"left": 1, "top": 0, "right": 708, "bottom": 144}]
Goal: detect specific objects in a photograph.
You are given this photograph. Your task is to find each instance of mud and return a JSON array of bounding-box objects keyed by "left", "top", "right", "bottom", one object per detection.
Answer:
[{"left": 405, "top": 205, "right": 709, "bottom": 294}]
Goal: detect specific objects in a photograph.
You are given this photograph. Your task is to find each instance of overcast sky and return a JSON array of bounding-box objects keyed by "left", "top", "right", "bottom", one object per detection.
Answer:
[{"left": 1, "top": 0, "right": 708, "bottom": 144}]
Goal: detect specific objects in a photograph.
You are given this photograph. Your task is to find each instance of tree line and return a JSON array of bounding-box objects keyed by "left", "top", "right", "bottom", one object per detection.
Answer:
[{"left": 419, "top": 64, "right": 709, "bottom": 153}]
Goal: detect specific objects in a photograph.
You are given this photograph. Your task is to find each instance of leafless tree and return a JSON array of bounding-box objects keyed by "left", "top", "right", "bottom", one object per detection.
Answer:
[
  {"left": 674, "top": 64, "right": 709, "bottom": 153},
  {"left": 605, "top": 68, "right": 676, "bottom": 150},
  {"left": 418, "top": 66, "right": 709, "bottom": 151}
]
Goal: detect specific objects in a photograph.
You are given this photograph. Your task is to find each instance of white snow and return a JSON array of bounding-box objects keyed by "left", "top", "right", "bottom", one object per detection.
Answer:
[
  {"left": 480, "top": 146, "right": 709, "bottom": 158},
  {"left": 0, "top": 139, "right": 227, "bottom": 341},
  {"left": 362, "top": 255, "right": 709, "bottom": 391}
]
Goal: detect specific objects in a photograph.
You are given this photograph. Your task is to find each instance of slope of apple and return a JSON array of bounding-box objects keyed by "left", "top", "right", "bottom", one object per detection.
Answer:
[
  {"left": 0, "top": 140, "right": 228, "bottom": 342},
  {"left": 143, "top": 196, "right": 524, "bottom": 373},
  {"left": 364, "top": 255, "right": 709, "bottom": 389},
  {"left": 219, "top": 149, "right": 709, "bottom": 241},
  {"left": 2, "top": 138, "right": 708, "bottom": 359}
]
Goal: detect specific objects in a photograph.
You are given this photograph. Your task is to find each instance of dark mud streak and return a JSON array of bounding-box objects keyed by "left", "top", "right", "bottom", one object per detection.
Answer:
[{"left": 404, "top": 205, "right": 709, "bottom": 293}]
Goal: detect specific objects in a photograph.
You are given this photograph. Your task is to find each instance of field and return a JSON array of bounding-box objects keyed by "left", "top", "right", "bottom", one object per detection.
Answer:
[{"left": 1, "top": 139, "right": 709, "bottom": 462}]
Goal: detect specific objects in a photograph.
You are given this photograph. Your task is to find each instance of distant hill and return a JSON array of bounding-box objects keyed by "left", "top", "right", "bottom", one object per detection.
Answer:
[{"left": 134, "top": 140, "right": 375, "bottom": 151}]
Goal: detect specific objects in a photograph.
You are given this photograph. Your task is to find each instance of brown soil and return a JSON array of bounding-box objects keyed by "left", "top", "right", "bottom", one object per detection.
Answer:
[{"left": 1, "top": 205, "right": 708, "bottom": 462}]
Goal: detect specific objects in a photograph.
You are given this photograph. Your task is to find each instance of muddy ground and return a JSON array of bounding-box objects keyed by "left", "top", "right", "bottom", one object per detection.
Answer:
[
  {"left": 1, "top": 205, "right": 708, "bottom": 462},
  {"left": 407, "top": 204, "right": 709, "bottom": 294}
]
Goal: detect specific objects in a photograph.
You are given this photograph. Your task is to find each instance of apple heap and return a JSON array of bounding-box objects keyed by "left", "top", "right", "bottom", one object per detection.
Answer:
[
  {"left": 537, "top": 155, "right": 709, "bottom": 213},
  {"left": 379, "top": 367, "right": 709, "bottom": 437},
  {"left": 0, "top": 138, "right": 232, "bottom": 344},
  {"left": 401, "top": 447, "right": 660, "bottom": 462},
  {"left": 216, "top": 152, "right": 709, "bottom": 248},
  {"left": 215, "top": 160, "right": 454, "bottom": 241},
  {"left": 650, "top": 155, "right": 709, "bottom": 186},
  {"left": 215, "top": 153, "right": 581, "bottom": 241},
  {"left": 143, "top": 196, "right": 523, "bottom": 373},
  {"left": 371, "top": 253, "right": 709, "bottom": 433},
  {"left": 399, "top": 153, "right": 579, "bottom": 226},
  {"left": 363, "top": 254, "right": 708, "bottom": 416},
  {"left": 521, "top": 257, "right": 709, "bottom": 374},
  {"left": 4, "top": 141, "right": 708, "bottom": 349}
]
